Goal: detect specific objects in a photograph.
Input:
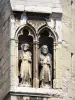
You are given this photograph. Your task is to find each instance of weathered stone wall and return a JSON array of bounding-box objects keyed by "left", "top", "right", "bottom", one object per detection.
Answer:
[
  {"left": 0, "top": 0, "right": 11, "bottom": 100},
  {"left": 0, "top": 0, "right": 75, "bottom": 100},
  {"left": 57, "top": 0, "right": 75, "bottom": 100}
]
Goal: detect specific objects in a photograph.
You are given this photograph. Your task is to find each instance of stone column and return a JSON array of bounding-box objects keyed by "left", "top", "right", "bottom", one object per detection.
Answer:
[
  {"left": 15, "top": 41, "right": 19, "bottom": 86},
  {"left": 53, "top": 42, "right": 56, "bottom": 79},
  {"left": 53, "top": 42, "right": 56, "bottom": 88},
  {"left": 33, "top": 40, "right": 39, "bottom": 88},
  {"left": 10, "top": 14, "right": 18, "bottom": 88}
]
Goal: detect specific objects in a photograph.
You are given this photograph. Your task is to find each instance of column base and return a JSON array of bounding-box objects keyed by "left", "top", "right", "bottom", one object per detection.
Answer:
[{"left": 33, "top": 78, "right": 39, "bottom": 88}]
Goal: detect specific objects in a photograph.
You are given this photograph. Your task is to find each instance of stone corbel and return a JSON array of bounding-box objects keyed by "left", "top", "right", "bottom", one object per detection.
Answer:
[{"left": 20, "top": 11, "right": 27, "bottom": 25}]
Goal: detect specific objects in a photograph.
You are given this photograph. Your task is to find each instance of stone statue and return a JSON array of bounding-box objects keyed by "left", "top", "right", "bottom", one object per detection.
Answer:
[
  {"left": 39, "top": 45, "right": 52, "bottom": 88},
  {"left": 20, "top": 43, "right": 32, "bottom": 87}
]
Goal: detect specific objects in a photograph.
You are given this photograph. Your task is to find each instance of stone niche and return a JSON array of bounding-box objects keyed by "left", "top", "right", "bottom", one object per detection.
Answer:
[{"left": 10, "top": 11, "right": 63, "bottom": 100}]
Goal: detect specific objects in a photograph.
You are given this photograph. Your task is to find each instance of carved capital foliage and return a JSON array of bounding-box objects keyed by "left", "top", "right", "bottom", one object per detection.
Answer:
[
  {"left": 27, "top": 20, "right": 46, "bottom": 33},
  {"left": 14, "top": 20, "right": 58, "bottom": 44},
  {"left": 27, "top": 20, "right": 58, "bottom": 43}
]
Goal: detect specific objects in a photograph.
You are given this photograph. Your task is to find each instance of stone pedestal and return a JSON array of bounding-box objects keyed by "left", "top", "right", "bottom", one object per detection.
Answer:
[{"left": 8, "top": 87, "right": 63, "bottom": 100}]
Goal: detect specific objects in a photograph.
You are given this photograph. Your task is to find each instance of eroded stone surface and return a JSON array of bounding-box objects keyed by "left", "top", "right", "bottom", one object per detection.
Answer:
[{"left": 0, "top": 0, "right": 75, "bottom": 100}]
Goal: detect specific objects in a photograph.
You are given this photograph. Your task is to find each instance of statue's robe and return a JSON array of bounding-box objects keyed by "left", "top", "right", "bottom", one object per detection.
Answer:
[
  {"left": 39, "top": 53, "right": 52, "bottom": 84},
  {"left": 20, "top": 51, "right": 32, "bottom": 84}
]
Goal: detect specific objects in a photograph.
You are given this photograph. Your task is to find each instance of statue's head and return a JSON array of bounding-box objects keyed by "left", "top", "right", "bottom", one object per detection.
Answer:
[
  {"left": 22, "top": 43, "right": 29, "bottom": 51},
  {"left": 41, "top": 45, "right": 48, "bottom": 55}
]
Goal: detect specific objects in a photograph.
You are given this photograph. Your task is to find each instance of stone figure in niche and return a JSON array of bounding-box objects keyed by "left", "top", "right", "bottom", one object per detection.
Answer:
[
  {"left": 20, "top": 43, "right": 32, "bottom": 87},
  {"left": 39, "top": 45, "right": 52, "bottom": 88}
]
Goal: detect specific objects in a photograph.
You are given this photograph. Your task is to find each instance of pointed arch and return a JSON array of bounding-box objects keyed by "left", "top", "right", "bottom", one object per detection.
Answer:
[
  {"left": 38, "top": 24, "right": 58, "bottom": 42},
  {"left": 15, "top": 23, "right": 36, "bottom": 41},
  {"left": 38, "top": 24, "right": 58, "bottom": 88}
]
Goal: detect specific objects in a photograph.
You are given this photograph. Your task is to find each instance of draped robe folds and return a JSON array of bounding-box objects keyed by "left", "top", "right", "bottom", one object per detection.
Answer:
[
  {"left": 20, "top": 51, "right": 32, "bottom": 85},
  {"left": 39, "top": 54, "right": 52, "bottom": 85}
]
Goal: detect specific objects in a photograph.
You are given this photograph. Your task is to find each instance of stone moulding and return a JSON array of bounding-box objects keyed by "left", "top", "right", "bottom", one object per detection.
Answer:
[
  {"left": 9, "top": 87, "right": 63, "bottom": 98},
  {"left": 3, "top": 88, "right": 63, "bottom": 100},
  {"left": 11, "top": 5, "right": 62, "bottom": 14}
]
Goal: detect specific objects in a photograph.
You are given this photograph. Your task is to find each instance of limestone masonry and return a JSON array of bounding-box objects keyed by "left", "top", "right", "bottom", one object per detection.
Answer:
[{"left": 0, "top": 0, "right": 75, "bottom": 100}]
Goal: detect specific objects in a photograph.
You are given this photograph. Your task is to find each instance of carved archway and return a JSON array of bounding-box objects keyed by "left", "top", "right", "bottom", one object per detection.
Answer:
[
  {"left": 13, "top": 22, "right": 58, "bottom": 88},
  {"left": 37, "top": 24, "right": 58, "bottom": 88},
  {"left": 38, "top": 24, "right": 58, "bottom": 42},
  {"left": 15, "top": 23, "right": 36, "bottom": 41},
  {"left": 14, "top": 23, "right": 36, "bottom": 87}
]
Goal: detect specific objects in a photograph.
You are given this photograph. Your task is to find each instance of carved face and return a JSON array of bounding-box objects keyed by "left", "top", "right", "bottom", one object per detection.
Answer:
[
  {"left": 23, "top": 43, "right": 29, "bottom": 51},
  {"left": 41, "top": 45, "right": 48, "bottom": 55}
]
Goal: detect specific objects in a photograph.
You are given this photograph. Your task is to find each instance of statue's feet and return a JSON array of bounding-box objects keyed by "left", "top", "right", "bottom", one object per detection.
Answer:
[
  {"left": 24, "top": 82, "right": 31, "bottom": 87},
  {"left": 44, "top": 84, "right": 51, "bottom": 89},
  {"left": 40, "top": 83, "right": 51, "bottom": 89},
  {"left": 40, "top": 82, "right": 44, "bottom": 88},
  {"left": 19, "top": 82, "right": 31, "bottom": 87}
]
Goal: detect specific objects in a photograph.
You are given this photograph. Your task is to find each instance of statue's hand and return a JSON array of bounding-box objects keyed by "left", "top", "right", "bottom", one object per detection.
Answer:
[
  {"left": 40, "top": 60, "right": 43, "bottom": 66},
  {"left": 47, "top": 61, "right": 51, "bottom": 65},
  {"left": 28, "top": 58, "right": 32, "bottom": 63},
  {"left": 40, "top": 60, "right": 43, "bottom": 64}
]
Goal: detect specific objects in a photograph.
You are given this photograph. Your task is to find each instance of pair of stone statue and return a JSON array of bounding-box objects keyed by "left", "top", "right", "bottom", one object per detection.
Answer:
[{"left": 19, "top": 43, "right": 52, "bottom": 88}]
